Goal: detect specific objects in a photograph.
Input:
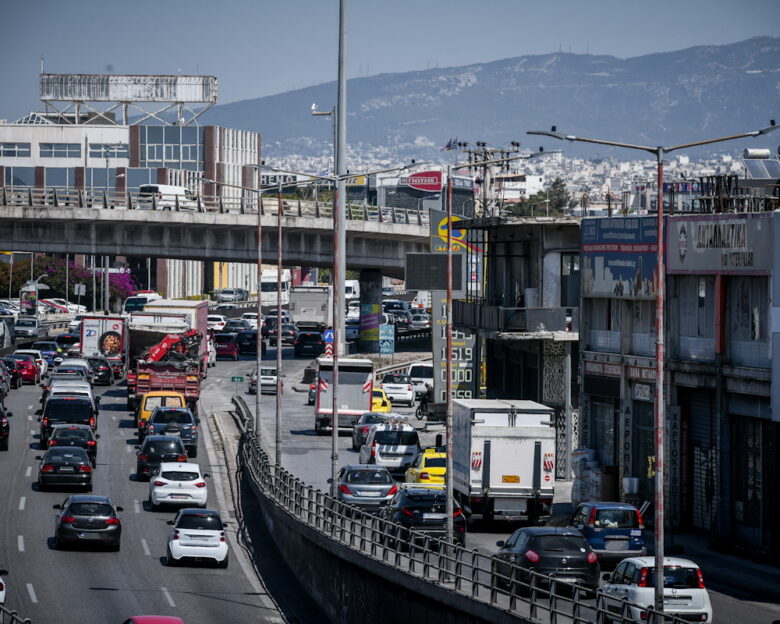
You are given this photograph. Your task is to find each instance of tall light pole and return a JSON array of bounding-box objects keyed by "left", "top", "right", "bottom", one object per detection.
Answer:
[
  {"left": 311, "top": 104, "right": 336, "bottom": 180},
  {"left": 528, "top": 120, "right": 778, "bottom": 618},
  {"left": 276, "top": 180, "right": 284, "bottom": 467}
]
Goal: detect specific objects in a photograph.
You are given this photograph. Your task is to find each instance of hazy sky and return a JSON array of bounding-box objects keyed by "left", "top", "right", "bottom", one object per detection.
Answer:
[{"left": 1, "top": 0, "right": 778, "bottom": 121}]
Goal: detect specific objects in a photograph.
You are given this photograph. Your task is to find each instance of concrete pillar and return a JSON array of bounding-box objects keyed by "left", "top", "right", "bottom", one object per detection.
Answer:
[{"left": 358, "top": 268, "right": 382, "bottom": 354}]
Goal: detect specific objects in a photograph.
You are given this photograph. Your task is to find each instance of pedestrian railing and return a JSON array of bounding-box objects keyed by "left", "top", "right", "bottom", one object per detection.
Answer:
[
  {"left": 0, "top": 186, "right": 429, "bottom": 227},
  {"left": 0, "top": 604, "right": 32, "bottom": 624},
  {"left": 231, "top": 395, "right": 689, "bottom": 624}
]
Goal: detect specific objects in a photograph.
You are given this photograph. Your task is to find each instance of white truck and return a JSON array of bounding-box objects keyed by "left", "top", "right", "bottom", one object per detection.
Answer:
[
  {"left": 260, "top": 269, "right": 291, "bottom": 307},
  {"left": 289, "top": 285, "right": 332, "bottom": 331},
  {"left": 452, "top": 399, "right": 556, "bottom": 524},
  {"left": 314, "top": 357, "right": 373, "bottom": 434},
  {"left": 344, "top": 279, "right": 360, "bottom": 301}
]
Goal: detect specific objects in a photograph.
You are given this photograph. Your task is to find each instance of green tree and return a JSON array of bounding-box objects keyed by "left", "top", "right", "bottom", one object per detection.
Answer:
[{"left": 507, "top": 177, "right": 571, "bottom": 217}]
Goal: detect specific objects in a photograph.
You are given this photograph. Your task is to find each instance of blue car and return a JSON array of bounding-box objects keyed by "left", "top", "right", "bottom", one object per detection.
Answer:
[
  {"left": 568, "top": 501, "right": 646, "bottom": 569},
  {"left": 31, "top": 340, "right": 64, "bottom": 368}
]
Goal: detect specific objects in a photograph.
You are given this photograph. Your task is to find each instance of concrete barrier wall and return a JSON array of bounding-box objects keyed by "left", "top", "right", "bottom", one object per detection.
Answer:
[{"left": 240, "top": 436, "right": 530, "bottom": 624}]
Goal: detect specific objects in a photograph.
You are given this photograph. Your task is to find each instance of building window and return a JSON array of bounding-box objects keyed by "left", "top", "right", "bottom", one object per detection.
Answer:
[
  {"left": 0, "top": 142, "right": 31, "bottom": 157},
  {"left": 677, "top": 276, "right": 714, "bottom": 338},
  {"left": 732, "top": 416, "right": 762, "bottom": 528},
  {"left": 4, "top": 166, "right": 35, "bottom": 186},
  {"left": 728, "top": 276, "right": 767, "bottom": 342},
  {"left": 589, "top": 298, "right": 621, "bottom": 331},
  {"left": 591, "top": 400, "right": 617, "bottom": 466},
  {"left": 40, "top": 143, "right": 81, "bottom": 158},
  {"left": 88, "top": 143, "right": 129, "bottom": 158}
]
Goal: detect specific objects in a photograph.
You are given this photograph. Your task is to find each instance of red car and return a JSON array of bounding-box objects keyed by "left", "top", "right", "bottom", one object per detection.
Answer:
[
  {"left": 213, "top": 333, "right": 239, "bottom": 360},
  {"left": 6, "top": 353, "right": 39, "bottom": 384}
]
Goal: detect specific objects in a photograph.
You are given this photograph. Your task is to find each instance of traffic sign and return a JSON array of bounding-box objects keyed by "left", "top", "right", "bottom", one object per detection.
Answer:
[
  {"left": 379, "top": 324, "right": 395, "bottom": 355},
  {"left": 231, "top": 376, "right": 244, "bottom": 382},
  {"left": 323, "top": 329, "right": 335, "bottom": 344}
]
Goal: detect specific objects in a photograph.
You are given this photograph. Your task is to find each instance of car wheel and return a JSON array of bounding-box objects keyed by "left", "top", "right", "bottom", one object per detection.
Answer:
[
  {"left": 111, "top": 540, "right": 121, "bottom": 552},
  {"left": 188, "top": 447, "right": 198, "bottom": 459},
  {"left": 218, "top": 553, "right": 229, "bottom": 569},
  {"left": 84, "top": 481, "right": 92, "bottom": 493},
  {"left": 148, "top": 497, "right": 159, "bottom": 512},
  {"left": 233, "top": 354, "right": 239, "bottom": 361},
  {"left": 0, "top": 438, "right": 8, "bottom": 451},
  {"left": 165, "top": 546, "right": 177, "bottom": 566},
  {"left": 37, "top": 480, "right": 46, "bottom": 492}
]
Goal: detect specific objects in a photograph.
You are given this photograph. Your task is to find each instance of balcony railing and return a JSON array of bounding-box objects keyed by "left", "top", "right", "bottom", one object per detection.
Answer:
[{"left": 454, "top": 300, "right": 578, "bottom": 334}]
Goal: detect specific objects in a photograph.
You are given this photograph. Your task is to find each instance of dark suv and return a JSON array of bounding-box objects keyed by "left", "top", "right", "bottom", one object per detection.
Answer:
[
  {"left": 380, "top": 485, "right": 466, "bottom": 547},
  {"left": 40, "top": 397, "right": 97, "bottom": 448},
  {"left": 135, "top": 435, "right": 188, "bottom": 481},
  {"left": 144, "top": 407, "right": 199, "bottom": 458},
  {"left": 1, "top": 403, "right": 12, "bottom": 451},
  {"left": 237, "top": 330, "right": 266, "bottom": 355},
  {"left": 293, "top": 331, "right": 324, "bottom": 357}
]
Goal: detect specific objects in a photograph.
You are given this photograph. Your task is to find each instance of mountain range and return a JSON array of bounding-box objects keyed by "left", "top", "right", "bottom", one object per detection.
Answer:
[{"left": 203, "top": 37, "right": 780, "bottom": 163}]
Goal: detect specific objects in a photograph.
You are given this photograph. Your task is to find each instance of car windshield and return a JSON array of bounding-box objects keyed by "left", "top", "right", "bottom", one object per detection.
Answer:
[
  {"left": 384, "top": 374, "right": 410, "bottom": 384},
  {"left": 208, "top": 316, "right": 224, "bottom": 322},
  {"left": 215, "top": 334, "right": 236, "bottom": 344},
  {"left": 531, "top": 535, "right": 588, "bottom": 552},
  {"left": 176, "top": 513, "right": 222, "bottom": 530},
  {"left": 32, "top": 342, "right": 58, "bottom": 351},
  {"left": 361, "top": 414, "right": 387, "bottom": 424},
  {"left": 145, "top": 396, "right": 183, "bottom": 410},
  {"left": 260, "top": 368, "right": 277, "bottom": 376},
  {"left": 161, "top": 471, "right": 199, "bottom": 481},
  {"left": 44, "top": 400, "right": 92, "bottom": 419},
  {"left": 16, "top": 319, "right": 37, "bottom": 327},
  {"left": 52, "top": 428, "right": 91, "bottom": 440},
  {"left": 56, "top": 368, "right": 86, "bottom": 377},
  {"left": 45, "top": 448, "right": 87, "bottom": 461},
  {"left": 641, "top": 566, "right": 702, "bottom": 589},
  {"left": 423, "top": 457, "right": 446, "bottom": 468},
  {"left": 346, "top": 470, "right": 392, "bottom": 484},
  {"left": 87, "top": 358, "right": 108, "bottom": 369},
  {"left": 374, "top": 431, "right": 419, "bottom": 446},
  {"left": 408, "top": 365, "right": 432, "bottom": 378},
  {"left": 151, "top": 409, "right": 192, "bottom": 424},
  {"left": 298, "top": 334, "right": 321, "bottom": 343},
  {"left": 69, "top": 502, "right": 112, "bottom": 516},
  {"left": 595, "top": 508, "right": 639, "bottom": 529},
  {"left": 143, "top": 441, "right": 184, "bottom": 457},
  {"left": 56, "top": 335, "right": 80, "bottom": 345}
]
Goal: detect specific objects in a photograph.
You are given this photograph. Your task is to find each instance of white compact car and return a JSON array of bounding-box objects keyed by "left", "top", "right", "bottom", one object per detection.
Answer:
[
  {"left": 601, "top": 556, "right": 713, "bottom": 623},
  {"left": 406, "top": 361, "right": 434, "bottom": 398},
  {"left": 149, "top": 462, "right": 210, "bottom": 510},
  {"left": 380, "top": 372, "right": 415, "bottom": 406},
  {"left": 166, "top": 508, "right": 229, "bottom": 568},
  {"left": 359, "top": 420, "right": 421, "bottom": 476},
  {"left": 241, "top": 312, "right": 259, "bottom": 330},
  {"left": 0, "top": 567, "right": 6, "bottom": 604},
  {"left": 207, "top": 315, "right": 227, "bottom": 331}
]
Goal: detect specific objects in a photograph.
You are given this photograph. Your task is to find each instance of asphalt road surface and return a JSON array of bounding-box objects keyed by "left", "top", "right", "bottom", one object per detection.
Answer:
[{"left": 2, "top": 345, "right": 779, "bottom": 624}]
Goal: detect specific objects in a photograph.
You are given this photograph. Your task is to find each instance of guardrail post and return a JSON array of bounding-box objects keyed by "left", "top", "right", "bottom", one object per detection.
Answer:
[
  {"left": 405, "top": 208, "right": 410, "bottom": 225},
  {"left": 197, "top": 194, "right": 203, "bottom": 212},
  {"left": 219, "top": 196, "right": 225, "bottom": 214},
  {"left": 52, "top": 188, "right": 59, "bottom": 207},
  {"left": 297, "top": 199, "right": 302, "bottom": 217},
  {"left": 391, "top": 205, "right": 397, "bottom": 223},
  {"left": 128, "top": 191, "right": 134, "bottom": 210},
  {"left": 28, "top": 188, "right": 33, "bottom": 207},
  {"left": 1, "top": 187, "right": 6, "bottom": 206},
  {"left": 471, "top": 550, "right": 480, "bottom": 598},
  {"left": 102, "top": 190, "right": 109, "bottom": 210},
  {"left": 417, "top": 208, "right": 423, "bottom": 226},
  {"left": 239, "top": 195, "right": 245, "bottom": 214},
  {"left": 259, "top": 196, "right": 265, "bottom": 216}
]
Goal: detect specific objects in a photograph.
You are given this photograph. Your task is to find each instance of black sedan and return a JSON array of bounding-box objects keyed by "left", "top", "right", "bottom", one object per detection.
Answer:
[
  {"left": 85, "top": 355, "right": 113, "bottom": 385},
  {"left": 492, "top": 527, "right": 601, "bottom": 594},
  {"left": 224, "top": 319, "right": 252, "bottom": 333},
  {"left": 1, "top": 357, "right": 22, "bottom": 389},
  {"left": 380, "top": 486, "right": 467, "bottom": 547},
  {"left": 52, "top": 495, "right": 123, "bottom": 550},
  {"left": 236, "top": 330, "right": 266, "bottom": 355},
  {"left": 0, "top": 403, "right": 12, "bottom": 451},
  {"left": 268, "top": 323, "right": 298, "bottom": 347},
  {"left": 37, "top": 447, "right": 93, "bottom": 491},
  {"left": 293, "top": 331, "right": 325, "bottom": 357},
  {"left": 48, "top": 424, "right": 98, "bottom": 465},
  {"left": 135, "top": 435, "right": 188, "bottom": 481}
]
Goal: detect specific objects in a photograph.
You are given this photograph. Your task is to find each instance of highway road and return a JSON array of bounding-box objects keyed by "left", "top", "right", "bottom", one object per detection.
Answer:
[{"left": 2, "top": 344, "right": 779, "bottom": 623}]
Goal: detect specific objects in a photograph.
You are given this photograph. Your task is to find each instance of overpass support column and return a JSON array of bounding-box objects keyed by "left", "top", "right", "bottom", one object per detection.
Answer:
[{"left": 358, "top": 269, "right": 382, "bottom": 354}]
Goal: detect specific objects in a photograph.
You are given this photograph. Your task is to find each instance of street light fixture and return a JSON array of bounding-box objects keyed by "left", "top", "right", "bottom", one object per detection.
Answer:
[{"left": 528, "top": 119, "right": 778, "bottom": 619}]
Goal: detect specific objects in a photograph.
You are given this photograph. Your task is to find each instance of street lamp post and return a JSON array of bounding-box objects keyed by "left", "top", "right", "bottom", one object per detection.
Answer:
[
  {"left": 528, "top": 120, "right": 778, "bottom": 619},
  {"left": 276, "top": 180, "right": 284, "bottom": 467}
]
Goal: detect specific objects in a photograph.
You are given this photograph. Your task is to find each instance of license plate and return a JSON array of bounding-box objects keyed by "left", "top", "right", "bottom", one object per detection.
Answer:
[
  {"left": 359, "top": 491, "right": 382, "bottom": 497},
  {"left": 78, "top": 532, "right": 101, "bottom": 540},
  {"left": 59, "top": 466, "right": 75, "bottom": 472},
  {"left": 502, "top": 475, "right": 519, "bottom": 483},
  {"left": 170, "top": 494, "right": 189, "bottom": 500},
  {"left": 555, "top": 577, "right": 578, "bottom": 583}
]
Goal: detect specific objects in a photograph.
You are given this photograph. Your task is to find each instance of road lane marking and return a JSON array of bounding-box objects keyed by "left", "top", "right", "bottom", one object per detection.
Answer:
[
  {"left": 134, "top": 500, "right": 141, "bottom": 514},
  {"left": 161, "top": 587, "right": 176, "bottom": 607},
  {"left": 141, "top": 538, "right": 151, "bottom": 556},
  {"left": 19, "top": 497, "right": 26, "bottom": 511},
  {"left": 30, "top": 429, "right": 35, "bottom": 436},
  {"left": 26, "top": 583, "right": 38, "bottom": 604},
  {"left": 28, "top": 414, "right": 32, "bottom": 421},
  {"left": 18, "top": 535, "right": 24, "bottom": 552},
  {"left": 28, "top": 404, "right": 34, "bottom": 410},
  {"left": 25, "top": 466, "right": 32, "bottom": 477},
  {"left": 111, "top": 415, "right": 117, "bottom": 421},
  {"left": 126, "top": 445, "right": 132, "bottom": 453}
]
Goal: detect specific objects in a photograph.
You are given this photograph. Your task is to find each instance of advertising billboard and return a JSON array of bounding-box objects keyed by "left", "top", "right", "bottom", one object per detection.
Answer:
[{"left": 581, "top": 217, "right": 659, "bottom": 300}]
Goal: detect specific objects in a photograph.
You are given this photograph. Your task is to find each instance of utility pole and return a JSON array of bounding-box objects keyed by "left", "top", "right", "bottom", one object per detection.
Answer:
[{"left": 276, "top": 181, "right": 283, "bottom": 467}]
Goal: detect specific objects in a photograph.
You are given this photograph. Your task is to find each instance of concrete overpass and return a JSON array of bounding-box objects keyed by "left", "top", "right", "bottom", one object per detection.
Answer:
[{"left": 0, "top": 188, "right": 430, "bottom": 279}]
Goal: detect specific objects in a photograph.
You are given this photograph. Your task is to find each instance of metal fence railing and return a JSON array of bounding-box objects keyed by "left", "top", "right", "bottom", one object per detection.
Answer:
[
  {"left": 231, "top": 395, "right": 691, "bottom": 624},
  {"left": 0, "top": 186, "right": 429, "bottom": 227},
  {"left": 0, "top": 604, "right": 32, "bottom": 624}
]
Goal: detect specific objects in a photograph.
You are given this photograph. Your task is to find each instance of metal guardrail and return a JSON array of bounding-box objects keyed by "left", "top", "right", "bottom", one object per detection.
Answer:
[
  {"left": 1, "top": 186, "right": 430, "bottom": 226},
  {"left": 454, "top": 301, "right": 579, "bottom": 334},
  {"left": 230, "top": 395, "right": 691, "bottom": 624},
  {"left": 0, "top": 604, "right": 32, "bottom": 624}
]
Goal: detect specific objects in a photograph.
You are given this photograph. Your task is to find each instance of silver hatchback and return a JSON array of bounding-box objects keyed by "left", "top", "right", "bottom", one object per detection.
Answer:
[{"left": 331, "top": 464, "right": 397, "bottom": 510}]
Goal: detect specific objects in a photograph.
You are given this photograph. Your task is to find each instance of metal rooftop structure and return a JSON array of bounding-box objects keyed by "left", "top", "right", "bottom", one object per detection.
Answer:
[{"left": 38, "top": 73, "right": 218, "bottom": 126}]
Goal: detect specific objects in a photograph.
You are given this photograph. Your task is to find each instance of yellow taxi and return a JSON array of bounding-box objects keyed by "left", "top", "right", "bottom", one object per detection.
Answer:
[
  {"left": 136, "top": 391, "right": 186, "bottom": 434},
  {"left": 371, "top": 388, "right": 392, "bottom": 413},
  {"left": 405, "top": 448, "right": 447, "bottom": 485}
]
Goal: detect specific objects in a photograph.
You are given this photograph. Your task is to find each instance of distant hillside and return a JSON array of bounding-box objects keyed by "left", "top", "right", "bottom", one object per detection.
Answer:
[{"left": 203, "top": 37, "right": 780, "bottom": 162}]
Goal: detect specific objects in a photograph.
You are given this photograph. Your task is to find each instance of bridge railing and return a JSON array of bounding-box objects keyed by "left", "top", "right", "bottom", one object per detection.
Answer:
[
  {"left": 231, "top": 395, "right": 689, "bottom": 624},
  {"left": 0, "top": 603, "right": 32, "bottom": 624},
  {"left": 0, "top": 186, "right": 430, "bottom": 226}
]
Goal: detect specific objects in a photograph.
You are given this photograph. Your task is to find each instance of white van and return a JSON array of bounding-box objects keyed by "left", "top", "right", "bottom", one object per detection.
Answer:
[
  {"left": 406, "top": 361, "right": 434, "bottom": 398},
  {"left": 138, "top": 184, "right": 198, "bottom": 211},
  {"left": 344, "top": 280, "right": 360, "bottom": 301}
]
